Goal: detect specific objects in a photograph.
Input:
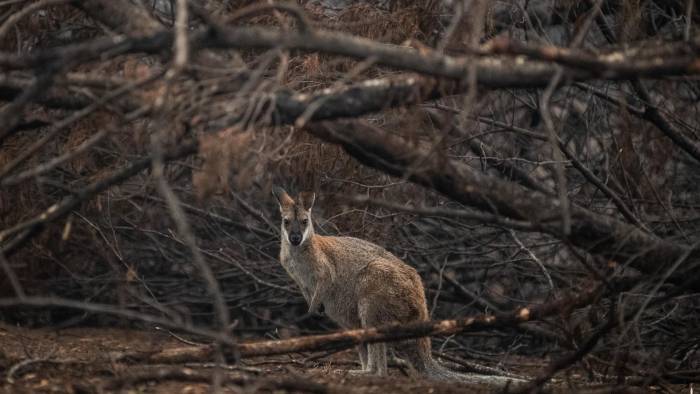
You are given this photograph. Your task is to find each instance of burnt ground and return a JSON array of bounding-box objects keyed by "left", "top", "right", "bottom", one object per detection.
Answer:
[{"left": 0, "top": 324, "right": 663, "bottom": 393}]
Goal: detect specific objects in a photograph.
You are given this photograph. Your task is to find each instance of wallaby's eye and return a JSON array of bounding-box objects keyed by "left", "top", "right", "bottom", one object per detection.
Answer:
[
  {"left": 302, "top": 219, "right": 309, "bottom": 226},
  {"left": 283, "top": 219, "right": 290, "bottom": 225}
]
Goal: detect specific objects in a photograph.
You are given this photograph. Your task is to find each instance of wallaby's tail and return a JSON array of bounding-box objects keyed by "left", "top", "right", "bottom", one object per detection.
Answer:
[{"left": 402, "top": 337, "right": 527, "bottom": 386}]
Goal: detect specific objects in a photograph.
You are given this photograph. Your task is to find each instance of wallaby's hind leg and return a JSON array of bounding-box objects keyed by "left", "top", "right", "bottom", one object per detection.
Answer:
[
  {"left": 349, "top": 343, "right": 386, "bottom": 376},
  {"left": 367, "top": 342, "right": 387, "bottom": 375},
  {"left": 357, "top": 298, "right": 388, "bottom": 376},
  {"left": 357, "top": 344, "right": 368, "bottom": 371},
  {"left": 346, "top": 343, "right": 374, "bottom": 376}
]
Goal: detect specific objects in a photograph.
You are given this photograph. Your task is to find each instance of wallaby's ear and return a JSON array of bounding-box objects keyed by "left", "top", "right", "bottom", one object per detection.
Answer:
[
  {"left": 272, "top": 186, "right": 294, "bottom": 209},
  {"left": 298, "top": 191, "right": 316, "bottom": 211}
]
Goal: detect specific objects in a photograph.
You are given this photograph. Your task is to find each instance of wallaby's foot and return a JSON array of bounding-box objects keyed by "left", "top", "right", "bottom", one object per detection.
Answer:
[
  {"left": 346, "top": 369, "right": 373, "bottom": 376},
  {"left": 334, "top": 369, "right": 372, "bottom": 377},
  {"left": 343, "top": 368, "right": 389, "bottom": 378}
]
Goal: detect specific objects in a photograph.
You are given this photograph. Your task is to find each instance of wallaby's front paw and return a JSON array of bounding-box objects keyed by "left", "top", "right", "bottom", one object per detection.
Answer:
[{"left": 307, "top": 296, "right": 323, "bottom": 315}]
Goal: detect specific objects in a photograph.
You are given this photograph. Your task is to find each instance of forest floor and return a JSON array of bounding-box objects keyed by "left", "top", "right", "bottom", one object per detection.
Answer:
[{"left": 0, "top": 323, "right": 661, "bottom": 393}]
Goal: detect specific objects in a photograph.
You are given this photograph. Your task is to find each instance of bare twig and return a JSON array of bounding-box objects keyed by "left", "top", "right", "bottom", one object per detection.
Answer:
[
  {"left": 0, "top": 72, "right": 162, "bottom": 180},
  {"left": 150, "top": 0, "right": 230, "bottom": 358},
  {"left": 1, "top": 129, "right": 108, "bottom": 187},
  {"left": 0, "top": 140, "right": 198, "bottom": 255},
  {"left": 631, "top": 80, "right": 700, "bottom": 164},
  {"left": 346, "top": 194, "right": 538, "bottom": 232},
  {"left": 513, "top": 306, "right": 616, "bottom": 393},
  {"left": 470, "top": 115, "right": 649, "bottom": 231},
  {"left": 0, "top": 0, "right": 70, "bottom": 41},
  {"left": 539, "top": 69, "right": 571, "bottom": 236},
  {"left": 0, "top": 296, "right": 234, "bottom": 344},
  {"left": 226, "top": 2, "right": 312, "bottom": 33},
  {"left": 685, "top": 0, "right": 694, "bottom": 42},
  {"left": 509, "top": 230, "right": 555, "bottom": 292},
  {"left": 0, "top": 252, "right": 24, "bottom": 298},
  {"left": 541, "top": 1, "right": 602, "bottom": 236}
]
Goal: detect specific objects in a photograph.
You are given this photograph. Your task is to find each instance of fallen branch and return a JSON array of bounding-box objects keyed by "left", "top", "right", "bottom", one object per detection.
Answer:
[{"left": 117, "top": 283, "right": 603, "bottom": 364}]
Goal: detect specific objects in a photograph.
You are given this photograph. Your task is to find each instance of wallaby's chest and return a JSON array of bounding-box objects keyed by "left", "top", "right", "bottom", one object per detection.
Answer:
[{"left": 281, "top": 252, "right": 316, "bottom": 290}]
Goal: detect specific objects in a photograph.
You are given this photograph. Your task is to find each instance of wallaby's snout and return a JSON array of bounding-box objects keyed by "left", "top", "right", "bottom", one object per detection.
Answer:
[{"left": 289, "top": 232, "right": 302, "bottom": 246}]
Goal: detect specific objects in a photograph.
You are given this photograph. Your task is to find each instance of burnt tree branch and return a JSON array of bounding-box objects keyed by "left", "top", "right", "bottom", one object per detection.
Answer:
[
  {"left": 1, "top": 21, "right": 698, "bottom": 83},
  {"left": 307, "top": 121, "right": 699, "bottom": 288}
]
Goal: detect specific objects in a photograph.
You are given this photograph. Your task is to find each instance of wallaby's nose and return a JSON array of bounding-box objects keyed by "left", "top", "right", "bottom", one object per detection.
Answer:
[{"left": 289, "top": 233, "right": 302, "bottom": 246}]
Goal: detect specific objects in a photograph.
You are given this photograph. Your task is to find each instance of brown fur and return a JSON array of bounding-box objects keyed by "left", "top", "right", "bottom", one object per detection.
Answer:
[{"left": 271, "top": 187, "right": 461, "bottom": 379}]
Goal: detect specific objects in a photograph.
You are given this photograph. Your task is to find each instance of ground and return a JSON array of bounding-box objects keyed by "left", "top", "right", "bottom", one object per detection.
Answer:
[{"left": 0, "top": 323, "right": 653, "bottom": 393}]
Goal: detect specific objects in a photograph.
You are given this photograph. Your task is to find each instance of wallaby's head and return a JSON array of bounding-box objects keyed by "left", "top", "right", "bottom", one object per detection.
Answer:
[{"left": 272, "top": 187, "right": 315, "bottom": 247}]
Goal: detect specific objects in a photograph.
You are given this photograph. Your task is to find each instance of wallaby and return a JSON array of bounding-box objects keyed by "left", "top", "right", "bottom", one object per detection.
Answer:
[{"left": 272, "top": 187, "right": 516, "bottom": 382}]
